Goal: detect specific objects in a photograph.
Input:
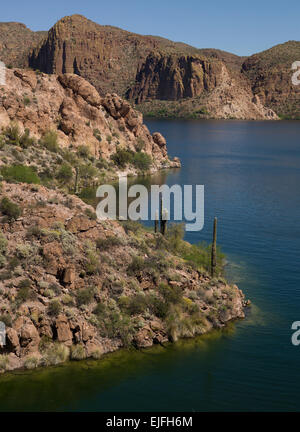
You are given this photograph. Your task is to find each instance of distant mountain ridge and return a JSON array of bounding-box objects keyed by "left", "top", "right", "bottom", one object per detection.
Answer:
[{"left": 0, "top": 15, "right": 299, "bottom": 119}]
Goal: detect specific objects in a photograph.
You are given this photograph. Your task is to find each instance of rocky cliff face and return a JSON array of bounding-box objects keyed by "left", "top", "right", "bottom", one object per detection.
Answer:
[
  {"left": 0, "top": 182, "right": 247, "bottom": 372},
  {"left": 128, "top": 53, "right": 277, "bottom": 119},
  {"left": 28, "top": 14, "right": 197, "bottom": 98},
  {"left": 0, "top": 68, "right": 178, "bottom": 171},
  {"left": 127, "top": 53, "right": 223, "bottom": 102},
  {"left": 242, "top": 41, "right": 300, "bottom": 119},
  {"left": 0, "top": 22, "right": 46, "bottom": 68}
]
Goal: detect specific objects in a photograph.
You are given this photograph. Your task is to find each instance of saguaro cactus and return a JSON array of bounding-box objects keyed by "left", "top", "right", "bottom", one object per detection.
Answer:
[
  {"left": 160, "top": 195, "right": 163, "bottom": 234},
  {"left": 74, "top": 166, "right": 79, "bottom": 195},
  {"left": 211, "top": 217, "right": 217, "bottom": 277},
  {"left": 162, "top": 209, "right": 168, "bottom": 236}
]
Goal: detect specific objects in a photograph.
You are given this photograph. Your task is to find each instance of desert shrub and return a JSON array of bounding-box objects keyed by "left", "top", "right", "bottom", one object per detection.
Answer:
[
  {"left": 147, "top": 295, "right": 169, "bottom": 319},
  {"left": 0, "top": 254, "right": 6, "bottom": 269},
  {"left": 24, "top": 356, "right": 39, "bottom": 369},
  {"left": 0, "top": 314, "right": 12, "bottom": 327},
  {"left": 159, "top": 283, "right": 183, "bottom": 305},
  {"left": 85, "top": 208, "right": 97, "bottom": 220},
  {"left": 23, "top": 96, "right": 31, "bottom": 106},
  {"left": 26, "top": 225, "right": 42, "bottom": 239},
  {"left": 47, "top": 300, "right": 62, "bottom": 317},
  {"left": 0, "top": 232, "right": 7, "bottom": 254},
  {"left": 77, "top": 145, "right": 91, "bottom": 158},
  {"left": 42, "top": 343, "right": 69, "bottom": 366},
  {"left": 40, "top": 131, "right": 59, "bottom": 153},
  {"left": 57, "top": 163, "right": 73, "bottom": 182},
  {"left": 3, "top": 123, "right": 21, "bottom": 146},
  {"left": 15, "top": 244, "right": 33, "bottom": 260},
  {"left": 121, "top": 220, "right": 141, "bottom": 234},
  {"left": 132, "top": 152, "right": 152, "bottom": 171},
  {"left": 182, "top": 242, "right": 225, "bottom": 275},
  {"left": 90, "top": 349, "right": 102, "bottom": 359},
  {"left": 96, "top": 236, "right": 123, "bottom": 250},
  {"left": 61, "top": 294, "right": 74, "bottom": 306},
  {"left": 127, "top": 256, "right": 146, "bottom": 276},
  {"left": 1, "top": 165, "right": 40, "bottom": 184},
  {"left": 111, "top": 148, "right": 133, "bottom": 168},
  {"left": 136, "top": 137, "right": 145, "bottom": 151},
  {"left": 106, "top": 135, "right": 112, "bottom": 143},
  {"left": 19, "top": 128, "right": 35, "bottom": 149},
  {"left": 93, "top": 129, "right": 102, "bottom": 142},
  {"left": 70, "top": 344, "right": 86, "bottom": 360},
  {"left": 79, "top": 163, "right": 98, "bottom": 181},
  {"left": 0, "top": 355, "right": 9, "bottom": 372},
  {"left": 0, "top": 197, "right": 22, "bottom": 221},
  {"left": 76, "top": 287, "right": 95, "bottom": 306},
  {"left": 96, "top": 158, "right": 108, "bottom": 170},
  {"left": 16, "top": 282, "right": 36, "bottom": 303},
  {"left": 126, "top": 294, "right": 148, "bottom": 315},
  {"left": 166, "top": 223, "right": 185, "bottom": 252},
  {"left": 84, "top": 243, "right": 100, "bottom": 275}
]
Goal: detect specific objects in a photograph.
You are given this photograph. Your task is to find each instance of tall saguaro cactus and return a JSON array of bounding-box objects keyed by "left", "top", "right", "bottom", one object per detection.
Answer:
[
  {"left": 211, "top": 217, "right": 217, "bottom": 277},
  {"left": 74, "top": 166, "right": 79, "bottom": 195}
]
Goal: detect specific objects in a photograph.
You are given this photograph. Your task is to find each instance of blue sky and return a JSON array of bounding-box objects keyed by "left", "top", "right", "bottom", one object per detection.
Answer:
[{"left": 1, "top": 0, "right": 299, "bottom": 56}]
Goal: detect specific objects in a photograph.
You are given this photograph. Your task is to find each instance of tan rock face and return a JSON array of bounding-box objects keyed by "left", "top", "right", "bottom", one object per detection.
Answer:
[
  {"left": 55, "top": 315, "right": 73, "bottom": 346},
  {"left": 0, "top": 68, "right": 176, "bottom": 168},
  {"left": 127, "top": 53, "right": 223, "bottom": 102}
]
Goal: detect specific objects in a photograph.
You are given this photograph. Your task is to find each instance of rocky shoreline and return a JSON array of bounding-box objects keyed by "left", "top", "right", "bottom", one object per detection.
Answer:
[{"left": 0, "top": 181, "right": 248, "bottom": 373}]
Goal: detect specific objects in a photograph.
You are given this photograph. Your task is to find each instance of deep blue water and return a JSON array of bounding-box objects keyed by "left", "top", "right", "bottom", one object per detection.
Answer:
[{"left": 0, "top": 119, "right": 299, "bottom": 411}]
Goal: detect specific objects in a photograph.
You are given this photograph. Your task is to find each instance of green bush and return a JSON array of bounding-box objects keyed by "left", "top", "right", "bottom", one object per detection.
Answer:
[
  {"left": 16, "top": 282, "right": 36, "bottom": 303},
  {"left": 166, "top": 223, "right": 185, "bottom": 252},
  {"left": 126, "top": 294, "right": 148, "bottom": 315},
  {"left": 0, "top": 314, "right": 12, "bottom": 327},
  {"left": 57, "top": 163, "right": 73, "bottom": 182},
  {"left": 136, "top": 137, "right": 145, "bottom": 151},
  {"left": 42, "top": 343, "right": 69, "bottom": 366},
  {"left": 70, "top": 344, "right": 86, "bottom": 360},
  {"left": 1, "top": 165, "right": 40, "bottom": 184},
  {"left": 76, "top": 287, "right": 94, "bottom": 306},
  {"left": 132, "top": 152, "right": 152, "bottom": 171},
  {"left": 47, "top": 300, "right": 62, "bottom": 317},
  {"left": 0, "top": 355, "right": 9, "bottom": 372},
  {"left": 96, "top": 236, "right": 123, "bottom": 250},
  {"left": 3, "top": 123, "right": 21, "bottom": 146},
  {"left": 0, "top": 232, "right": 7, "bottom": 254},
  {"left": 159, "top": 283, "right": 183, "bottom": 305},
  {"left": 19, "top": 128, "right": 35, "bottom": 149},
  {"left": 0, "top": 197, "right": 22, "bottom": 221},
  {"left": 127, "top": 256, "right": 146, "bottom": 276},
  {"left": 77, "top": 145, "right": 91, "bottom": 158},
  {"left": 40, "top": 131, "right": 59, "bottom": 153},
  {"left": 93, "top": 129, "right": 102, "bottom": 142},
  {"left": 111, "top": 148, "right": 133, "bottom": 168},
  {"left": 23, "top": 96, "right": 31, "bottom": 106}
]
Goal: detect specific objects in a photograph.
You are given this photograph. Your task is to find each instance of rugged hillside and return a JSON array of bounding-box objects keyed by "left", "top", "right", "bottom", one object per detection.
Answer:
[
  {"left": 130, "top": 53, "right": 277, "bottom": 120},
  {"left": 242, "top": 41, "right": 300, "bottom": 119},
  {"left": 0, "top": 22, "right": 46, "bottom": 68},
  {"left": 0, "top": 68, "right": 179, "bottom": 177},
  {"left": 26, "top": 15, "right": 278, "bottom": 120},
  {"left": 28, "top": 14, "right": 199, "bottom": 98},
  {"left": 0, "top": 181, "right": 247, "bottom": 372},
  {"left": 2, "top": 14, "right": 297, "bottom": 119}
]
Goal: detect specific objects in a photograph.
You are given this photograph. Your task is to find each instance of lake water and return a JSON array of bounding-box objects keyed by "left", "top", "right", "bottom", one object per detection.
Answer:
[{"left": 1, "top": 119, "right": 300, "bottom": 411}]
